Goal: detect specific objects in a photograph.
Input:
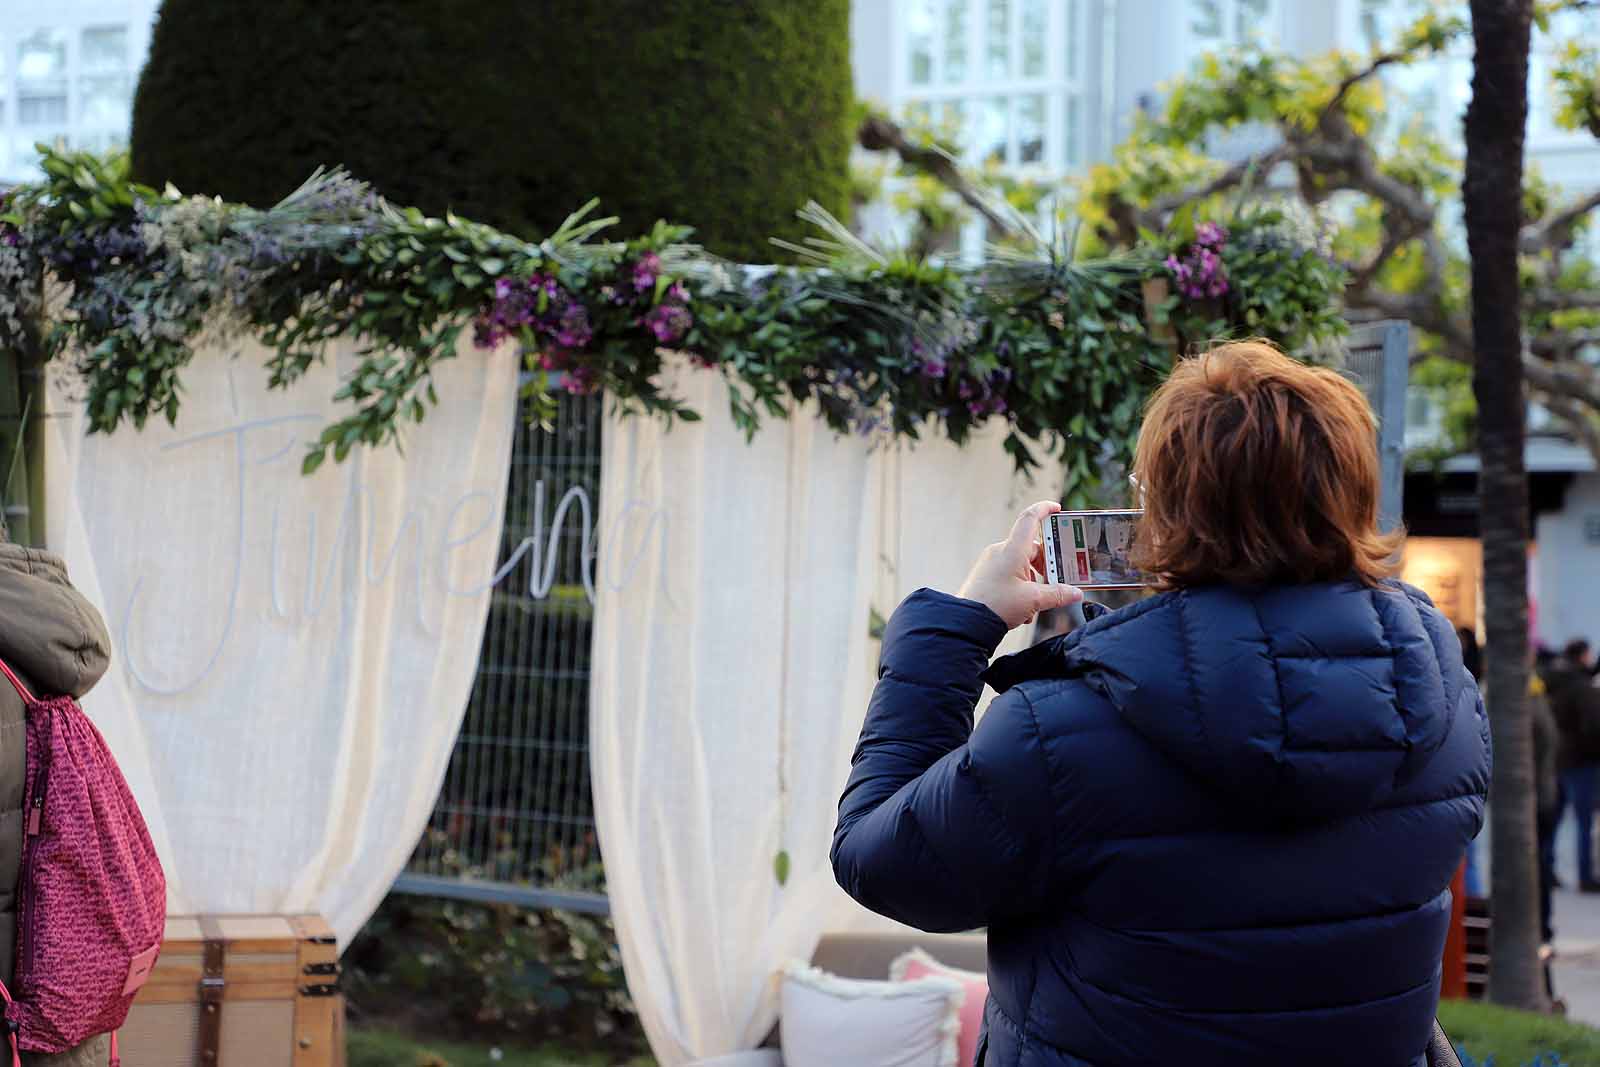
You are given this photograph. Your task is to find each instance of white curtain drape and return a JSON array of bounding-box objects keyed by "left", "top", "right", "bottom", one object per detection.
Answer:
[
  {"left": 44, "top": 339, "right": 520, "bottom": 945},
  {"left": 591, "top": 367, "right": 1054, "bottom": 1065}
]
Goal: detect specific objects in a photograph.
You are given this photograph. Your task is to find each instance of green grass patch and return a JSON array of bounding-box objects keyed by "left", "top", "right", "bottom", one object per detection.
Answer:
[
  {"left": 1438, "top": 999, "right": 1600, "bottom": 1065},
  {"left": 349, "top": 1028, "right": 654, "bottom": 1067}
]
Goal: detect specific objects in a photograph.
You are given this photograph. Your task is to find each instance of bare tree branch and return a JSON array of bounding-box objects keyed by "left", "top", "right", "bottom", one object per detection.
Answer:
[
  {"left": 1348, "top": 222, "right": 1422, "bottom": 294},
  {"left": 1345, "top": 286, "right": 1473, "bottom": 353},
  {"left": 1315, "top": 48, "right": 1416, "bottom": 130},
  {"left": 1531, "top": 327, "right": 1600, "bottom": 357},
  {"left": 856, "top": 114, "right": 1019, "bottom": 239},
  {"left": 1144, "top": 146, "right": 1291, "bottom": 223},
  {"left": 1537, "top": 390, "right": 1600, "bottom": 464},
  {"left": 1522, "top": 349, "right": 1600, "bottom": 408},
  {"left": 1521, "top": 187, "right": 1600, "bottom": 253},
  {"left": 1531, "top": 287, "right": 1600, "bottom": 310}
]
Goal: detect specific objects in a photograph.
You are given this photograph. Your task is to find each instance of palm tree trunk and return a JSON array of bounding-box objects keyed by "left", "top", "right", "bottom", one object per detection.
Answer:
[{"left": 1465, "top": 0, "right": 1543, "bottom": 1011}]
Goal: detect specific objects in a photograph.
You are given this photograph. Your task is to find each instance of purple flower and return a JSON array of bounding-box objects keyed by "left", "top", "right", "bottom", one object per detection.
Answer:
[
  {"left": 1195, "top": 221, "right": 1229, "bottom": 250},
  {"left": 473, "top": 321, "right": 507, "bottom": 350},
  {"left": 494, "top": 277, "right": 515, "bottom": 301},
  {"left": 564, "top": 365, "right": 600, "bottom": 395},
  {"left": 555, "top": 302, "right": 593, "bottom": 349},
  {"left": 1168, "top": 238, "right": 1231, "bottom": 302},
  {"left": 643, "top": 303, "right": 693, "bottom": 344},
  {"left": 632, "top": 252, "right": 662, "bottom": 293},
  {"left": 668, "top": 282, "right": 690, "bottom": 304},
  {"left": 920, "top": 359, "right": 947, "bottom": 379}
]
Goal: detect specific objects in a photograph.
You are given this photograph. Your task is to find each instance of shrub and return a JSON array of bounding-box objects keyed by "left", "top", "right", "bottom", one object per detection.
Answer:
[
  {"left": 130, "top": 0, "right": 854, "bottom": 261},
  {"left": 345, "top": 893, "right": 644, "bottom": 1054}
]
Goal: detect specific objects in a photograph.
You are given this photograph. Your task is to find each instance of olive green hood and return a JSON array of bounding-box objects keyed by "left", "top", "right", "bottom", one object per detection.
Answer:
[{"left": 0, "top": 545, "right": 110, "bottom": 699}]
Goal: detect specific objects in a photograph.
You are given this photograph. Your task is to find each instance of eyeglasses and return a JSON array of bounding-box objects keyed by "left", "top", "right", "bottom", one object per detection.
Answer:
[{"left": 1128, "top": 472, "right": 1146, "bottom": 508}]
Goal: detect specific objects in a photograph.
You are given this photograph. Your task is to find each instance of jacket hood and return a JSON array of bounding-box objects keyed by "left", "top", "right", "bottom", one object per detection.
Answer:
[
  {"left": 985, "top": 581, "right": 1465, "bottom": 824},
  {"left": 0, "top": 544, "right": 111, "bottom": 700}
]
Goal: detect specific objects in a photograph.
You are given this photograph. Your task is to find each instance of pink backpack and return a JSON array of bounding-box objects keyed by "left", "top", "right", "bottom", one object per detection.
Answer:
[{"left": 0, "top": 658, "right": 166, "bottom": 1067}]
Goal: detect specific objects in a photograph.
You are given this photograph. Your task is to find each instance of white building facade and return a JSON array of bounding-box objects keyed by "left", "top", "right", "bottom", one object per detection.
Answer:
[{"left": 0, "top": 1, "right": 159, "bottom": 184}]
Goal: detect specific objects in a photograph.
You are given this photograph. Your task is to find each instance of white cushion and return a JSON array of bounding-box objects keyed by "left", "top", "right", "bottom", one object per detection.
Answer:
[{"left": 779, "top": 960, "right": 964, "bottom": 1067}]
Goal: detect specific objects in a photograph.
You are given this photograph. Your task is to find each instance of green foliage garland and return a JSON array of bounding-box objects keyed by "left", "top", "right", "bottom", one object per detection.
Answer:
[{"left": 0, "top": 149, "right": 1348, "bottom": 487}]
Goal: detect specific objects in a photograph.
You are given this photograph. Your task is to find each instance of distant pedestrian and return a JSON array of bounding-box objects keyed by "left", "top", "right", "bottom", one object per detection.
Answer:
[
  {"left": 1531, "top": 670, "right": 1560, "bottom": 940},
  {"left": 1546, "top": 639, "right": 1600, "bottom": 892}
]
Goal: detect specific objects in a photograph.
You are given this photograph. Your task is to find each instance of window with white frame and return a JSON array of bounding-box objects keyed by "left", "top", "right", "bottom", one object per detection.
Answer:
[
  {"left": 16, "top": 29, "right": 68, "bottom": 129},
  {"left": 899, "top": 0, "right": 1086, "bottom": 173},
  {"left": 1353, "top": 0, "right": 1598, "bottom": 150},
  {"left": 79, "top": 26, "right": 131, "bottom": 135},
  {"left": 1183, "top": 0, "right": 1280, "bottom": 60}
]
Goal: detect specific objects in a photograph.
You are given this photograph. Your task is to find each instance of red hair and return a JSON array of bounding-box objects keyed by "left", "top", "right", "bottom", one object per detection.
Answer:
[{"left": 1130, "top": 340, "right": 1404, "bottom": 588}]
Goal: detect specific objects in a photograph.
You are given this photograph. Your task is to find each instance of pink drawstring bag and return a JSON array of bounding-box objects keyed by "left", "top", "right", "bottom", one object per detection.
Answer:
[{"left": 0, "top": 657, "right": 166, "bottom": 1067}]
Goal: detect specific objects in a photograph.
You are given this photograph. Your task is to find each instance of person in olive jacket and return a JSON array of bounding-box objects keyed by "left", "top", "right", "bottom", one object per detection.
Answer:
[
  {"left": 833, "top": 342, "right": 1489, "bottom": 1067},
  {"left": 0, "top": 520, "right": 116, "bottom": 1066}
]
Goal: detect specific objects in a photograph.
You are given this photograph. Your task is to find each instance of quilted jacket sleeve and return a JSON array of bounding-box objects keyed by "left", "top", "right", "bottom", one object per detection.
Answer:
[{"left": 831, "top": 588, "right": 1060, "bottom": 932}]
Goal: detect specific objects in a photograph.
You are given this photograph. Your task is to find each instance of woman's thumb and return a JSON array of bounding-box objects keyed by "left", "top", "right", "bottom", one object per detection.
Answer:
[{"left": 1037, "top": 582, "right": 1084, "bottom": 611}]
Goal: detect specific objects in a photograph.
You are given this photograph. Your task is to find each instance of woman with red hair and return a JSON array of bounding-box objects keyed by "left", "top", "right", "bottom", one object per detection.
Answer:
[{"left": 833, "top": 341, "right": 1490, "bottom": 1067}]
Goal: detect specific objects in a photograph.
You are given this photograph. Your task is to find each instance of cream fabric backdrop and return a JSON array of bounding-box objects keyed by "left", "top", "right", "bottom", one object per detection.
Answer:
[
  {"left": 591, "top": 367, "right": 1054, "bottom": 1065},
  {"left": 44, "top": 339, "right": 520, "bottom": 945}
]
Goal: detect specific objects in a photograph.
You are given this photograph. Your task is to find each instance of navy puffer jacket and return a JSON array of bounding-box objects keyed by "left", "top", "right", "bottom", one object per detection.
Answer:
[{"left": 832, "top": 581, "right": 1490, "bottom": 1067}]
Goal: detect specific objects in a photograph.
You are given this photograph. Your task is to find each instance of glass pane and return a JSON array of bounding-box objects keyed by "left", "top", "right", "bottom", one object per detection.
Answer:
[
  {"left": 1188, "top": 0, "right": 1224, "bottom": 40},
  {"left": 80, "top": 74, "right": 130, "bottom": 127},
  {"left": 17, "top": 29, "right": 67, "bottom": 87},
  {"left": 987, "top": 0, "right": 1011, "bottom": 80},
  {"left": 1236, "top": 0, "right": 1272, "bottom": 42},
  {"left": 978, "top": 95, "right": 1009, "bottom": 164},
  {"left": 1021, "top": 0, "right": 1047, "bottom": 78},
  {"left": 1017, "top": 93, "right": 1045, "bottom": 163},
  {"left": 81, "top": 26, "right": 128, "bottom": 72},
  {"left": 943, "top": 0, "right": 969, "bottom": 83},
  {"left": 19, "top": 95, "right": 68, "bottom": 126},
  {"left": 1065, "top": 94, "right": 1082, "bottom": 167},
  {"left": 1065, "top": 0, "right": 1080, "bottom": 80},
  {"left": 909, "top": 0, "right": 936, "bottom": 85}
]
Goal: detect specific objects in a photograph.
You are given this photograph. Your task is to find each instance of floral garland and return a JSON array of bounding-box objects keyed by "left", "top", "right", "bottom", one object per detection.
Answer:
[{"left": 0, "top": 148, "right": 1349, "bottom": 484}]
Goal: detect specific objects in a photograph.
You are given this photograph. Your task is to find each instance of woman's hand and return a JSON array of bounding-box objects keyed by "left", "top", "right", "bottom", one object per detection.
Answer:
[{"left": 958, "top": 501, "right": 1084, "bottom": 629}]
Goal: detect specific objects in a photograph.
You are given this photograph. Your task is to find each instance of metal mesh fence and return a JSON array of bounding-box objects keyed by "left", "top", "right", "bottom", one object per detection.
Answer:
[
  {"left": 398, "top": 391, "right": 607, "bottom": 912},
  {"left": 397, "top": 320, "right": 1411, "bottom": 913}
]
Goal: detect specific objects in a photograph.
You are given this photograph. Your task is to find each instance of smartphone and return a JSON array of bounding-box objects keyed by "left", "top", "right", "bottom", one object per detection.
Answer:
[{"left": 1042, "top": 509, "right": 1147, "bottom": 589}]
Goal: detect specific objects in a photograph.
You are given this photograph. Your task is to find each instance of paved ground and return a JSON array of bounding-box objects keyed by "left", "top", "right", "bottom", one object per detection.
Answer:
[{"left": 1539, "top": 810, "right": 1600, "bottom": 1022}]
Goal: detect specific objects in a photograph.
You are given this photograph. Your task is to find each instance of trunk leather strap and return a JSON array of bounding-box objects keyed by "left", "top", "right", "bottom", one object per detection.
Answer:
[{"left": 198, "top": 917, "right": 226, "bottom": 1064}]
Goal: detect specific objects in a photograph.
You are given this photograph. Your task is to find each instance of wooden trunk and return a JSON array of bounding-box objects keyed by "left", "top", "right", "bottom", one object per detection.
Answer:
[{"left": 117, "top": 914, "right": 346, "bottom": 1067}]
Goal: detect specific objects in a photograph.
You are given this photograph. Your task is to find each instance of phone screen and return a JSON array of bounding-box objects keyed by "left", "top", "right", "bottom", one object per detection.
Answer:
[{"left": 1044, "top": 510, "right": 1146, "bottom": 589}]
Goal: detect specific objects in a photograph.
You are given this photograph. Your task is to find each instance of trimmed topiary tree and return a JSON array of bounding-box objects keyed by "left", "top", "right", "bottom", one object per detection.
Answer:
[{"left": 130, "top": 1, "right": 853, "bottom": 261}]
